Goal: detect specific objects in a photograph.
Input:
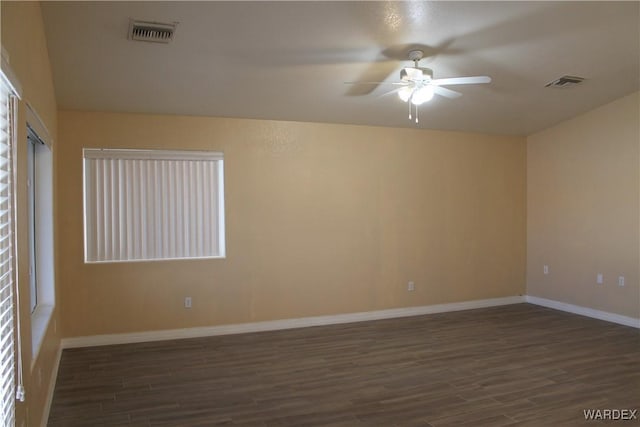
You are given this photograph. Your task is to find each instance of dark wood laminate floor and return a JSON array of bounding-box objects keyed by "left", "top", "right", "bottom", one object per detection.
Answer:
[{"left": 48, "top": 304, "right": 640, "bottom": 426}]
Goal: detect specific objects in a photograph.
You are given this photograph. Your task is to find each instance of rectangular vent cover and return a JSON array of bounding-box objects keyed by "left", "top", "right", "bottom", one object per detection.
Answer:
[
  {"left": 545, "top": 75, "right": 585, "bottom": 88},
  {"left": 129, "top": 20, "right": 176, "bottom": 43}
]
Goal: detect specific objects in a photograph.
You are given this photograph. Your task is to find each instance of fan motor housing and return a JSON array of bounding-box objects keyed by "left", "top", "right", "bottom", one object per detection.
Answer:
[{"left": 400, "top": 67, "right": 433, "bottom": 82}]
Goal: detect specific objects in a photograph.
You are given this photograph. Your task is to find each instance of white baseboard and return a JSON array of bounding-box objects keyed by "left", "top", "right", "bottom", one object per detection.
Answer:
[
  {"left": 61, "top": 295, "right": 525, "bottom": 349},
  {"left": 526, "top": 295, "right": 640, "bottom": 329},
  {"left": 41, "top": 343, "right": 62, "bottom": 427},
  {"left": 59, "top": 295, "right": 638, "bottom": 350}
]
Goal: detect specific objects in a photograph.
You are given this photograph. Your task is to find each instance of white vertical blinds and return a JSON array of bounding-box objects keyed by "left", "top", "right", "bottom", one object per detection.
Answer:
[
  {"left": 83, "top": 149, "right": 225, "bottom": 263},
  {"left": 0, "top": 78, "right": 16, "bottom": 426}
]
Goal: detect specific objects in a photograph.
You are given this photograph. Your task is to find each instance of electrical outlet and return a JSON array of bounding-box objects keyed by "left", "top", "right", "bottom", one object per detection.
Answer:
[
  {"left": 597, "top": 273, "right": 603, "bottom": 284},
  {"left": 543, "top": 265, "right": 549, "bottom": 275},
  {"left": 184, "top": 296, "right": 192, "bottom": 308},
  {"left": 618, "top": 276, "right": 625, "bottom": 287},
  {"left": 407, "top": 281, "right": 415, "bottom": 292}
]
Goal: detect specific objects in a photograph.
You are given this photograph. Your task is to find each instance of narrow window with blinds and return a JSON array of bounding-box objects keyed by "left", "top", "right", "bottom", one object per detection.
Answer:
[
  {"left": 0, "top": 75, "right": 18, "bottom": 425},
  {"left": 83, "top": 149, "right": 225, "bottom": 263}
]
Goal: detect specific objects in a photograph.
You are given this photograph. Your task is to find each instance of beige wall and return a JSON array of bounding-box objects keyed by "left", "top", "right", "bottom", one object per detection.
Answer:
[
  {"left": 57, "top": 111, "right": 527, "bottom": 337},
  {"left": 1, "top": 1, "right": 60, "bottom": 426},
  {"left": 527, "top": 92, "right": 640, "bottom": 318}
]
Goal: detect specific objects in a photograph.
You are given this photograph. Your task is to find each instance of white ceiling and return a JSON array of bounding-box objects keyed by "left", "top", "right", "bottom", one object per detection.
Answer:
[{"left": 41, "top": 1, "right": 639, "bottom": 136}]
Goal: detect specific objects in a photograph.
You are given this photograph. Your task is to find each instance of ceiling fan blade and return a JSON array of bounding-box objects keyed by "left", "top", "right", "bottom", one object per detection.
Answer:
[
  {"left": 344, "top": 61, "right": 400, "bottom": 96},
  {"left": 432, "top": 76, "right": 492, "bottom": 86},
  {"left": 377, "top": 86, "right": 409, "bottom": 98},
  {"left": 432, "top": 85, "right": 462, "bottom": 99},
  {"left": 344, "top": 81, "right": 405, "bottom": 85}
]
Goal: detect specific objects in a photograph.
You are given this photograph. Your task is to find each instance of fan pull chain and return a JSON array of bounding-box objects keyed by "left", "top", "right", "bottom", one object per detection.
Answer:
[
  {"left": 408, "top": 100, "right": 412, "bottom": 120},
  {"left": 415, "top": 105, "right": 419, "bottom": 124}
]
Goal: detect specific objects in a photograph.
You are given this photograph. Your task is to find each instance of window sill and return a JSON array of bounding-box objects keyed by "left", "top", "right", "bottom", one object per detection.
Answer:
[{"left": 31, "top": 304, "right": 54, "bottom": 363}]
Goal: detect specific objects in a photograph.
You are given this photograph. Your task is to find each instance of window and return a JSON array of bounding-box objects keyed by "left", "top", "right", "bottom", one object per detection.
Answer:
[
  {"left": 26, "top": 121, "right": 55, "bottom": 359},
  {"left": 83, "top": 149, "right": 225, "bottom": 263},
  {"left": 27, "top": 132, "right": 36, "bottom": 313},
  {"left": 0, "top": 70, "right": 19, "bottom": 425}
]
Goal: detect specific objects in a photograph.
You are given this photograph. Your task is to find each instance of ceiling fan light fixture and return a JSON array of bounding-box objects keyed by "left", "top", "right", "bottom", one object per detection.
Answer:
[
  {"left": 411, "top": 85, "right": 434, "bottom": 105},
  {"left": 398, "top": 86, "right": 413, "bottom": 102}
]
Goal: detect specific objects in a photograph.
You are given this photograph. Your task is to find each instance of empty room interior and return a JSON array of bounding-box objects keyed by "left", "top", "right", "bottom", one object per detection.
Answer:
[{"left": 1, "top": 1, "right": 639, "bottom": 426}]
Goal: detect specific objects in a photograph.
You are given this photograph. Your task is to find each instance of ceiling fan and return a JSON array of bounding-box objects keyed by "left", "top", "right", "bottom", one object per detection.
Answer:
[{"left": 346, "top": 49, "right": 491, "bottom": 124}]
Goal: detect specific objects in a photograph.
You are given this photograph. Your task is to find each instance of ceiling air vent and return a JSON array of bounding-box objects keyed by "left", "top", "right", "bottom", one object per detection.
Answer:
[
  {"left": 545, "top": 75, "right": 585, "bottom": 88},
  {"left": 128, "top": 20, "right": 177, "bottom": 44}
]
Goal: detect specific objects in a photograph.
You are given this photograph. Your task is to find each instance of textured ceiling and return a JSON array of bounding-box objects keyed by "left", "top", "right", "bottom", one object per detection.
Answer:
[{"left": 41, "top": 1, "right": 639, "bottom": 135}]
